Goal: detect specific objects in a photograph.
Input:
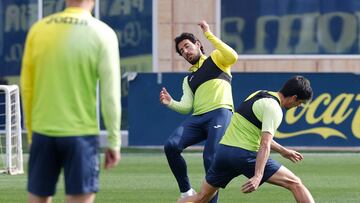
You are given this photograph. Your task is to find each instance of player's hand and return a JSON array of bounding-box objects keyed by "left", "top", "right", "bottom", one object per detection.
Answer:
[
  {"left": 198, "top": 20, "right": 210, "bottom": 33},
  {"left": 104, "top": 148, "right": 121, "bottom": 169},
  {"left": 160, "top": 87, "right": 172, "bottom": 106},
  {"left": 281, "top": 148, "right": 303, "bottom": 163},
  {"left": 241, "top": 176, "right": 261, "bottom": 193}
]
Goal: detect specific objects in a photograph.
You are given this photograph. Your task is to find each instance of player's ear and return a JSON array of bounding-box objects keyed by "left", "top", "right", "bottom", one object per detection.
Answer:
[
  {"left": 195, "top": 40, "right": 204, "bottom": 54},
  {"left": 195, "top": 40, "right": 201, "bottom": 48}
]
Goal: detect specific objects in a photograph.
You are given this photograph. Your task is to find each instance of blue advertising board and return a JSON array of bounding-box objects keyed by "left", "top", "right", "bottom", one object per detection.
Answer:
[
  {"left": 128, "top": 73, "right": 360, "bottom": 148},
  {"left": 0, "top": 0, "right": 153, "bottom": 130},
  {"left": 0, "top": 1, "right": 3, "bottom": 60},
  {"left": 0, "top": 0, "right": 37, "bottom": 76},
  {"left": 221, "top": 0, "right": 360, "bottom": 54},
  {"left": 0, "top": 0, "right": 153, "bottom": 77},
  {"left": 100, "top": 0, "right": 153, "bottom": 72},
  {"left": 100, "top": 0, "right": 152, "bottom": 58}
]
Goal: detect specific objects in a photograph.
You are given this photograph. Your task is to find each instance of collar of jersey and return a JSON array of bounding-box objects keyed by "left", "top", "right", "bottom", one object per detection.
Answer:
[
  {"left": 188, "top": 55, "right": 206, "bottom": 72},
  {"left": 64, "top": 7, "right": 92, "bottom": 15},
  {"left": 270, "top": 91, "right": 282, "bottom": 106}
]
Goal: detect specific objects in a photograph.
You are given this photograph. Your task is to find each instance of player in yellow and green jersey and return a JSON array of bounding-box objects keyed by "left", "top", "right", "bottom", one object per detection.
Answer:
[
  {"left": 160, "top": 20, "right": 238, "bottom": 203},
  {"left": 21, "top": 0, "right": 121, "bottom": 202},
  {"left": 178, "top": 76, "right": 315, "bottom": 203}
]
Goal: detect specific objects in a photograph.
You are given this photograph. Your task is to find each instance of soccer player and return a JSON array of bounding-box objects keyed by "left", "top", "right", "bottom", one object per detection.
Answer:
[
  {"left": 159, "top": 20, "right": 238, "bottom": 202},
  {"left": 177, "top": 76, "right": 315, "bottom": 203},
  {"left": 21, "top": 0, "right": 121, "bottom": 203}
]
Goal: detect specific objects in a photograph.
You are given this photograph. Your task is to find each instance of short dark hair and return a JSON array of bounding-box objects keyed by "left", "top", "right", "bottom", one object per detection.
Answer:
[
  {"left": 174, "top": 32, "right": 205, "bottom": 55},
  {"left": 279, "top": 75, "right": 313, "bottom": 101}
]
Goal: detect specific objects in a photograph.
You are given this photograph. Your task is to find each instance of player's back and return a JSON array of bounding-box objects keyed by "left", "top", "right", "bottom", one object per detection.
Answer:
[
  {"left": 27, "top": 7, "right": 116, "bottom": 137},
  {"left": 220, "top": 91, "right": 283, "bottom": 151}
]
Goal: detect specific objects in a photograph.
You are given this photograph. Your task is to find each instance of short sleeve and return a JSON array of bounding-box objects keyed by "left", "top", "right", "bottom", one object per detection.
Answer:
[{"left": 253, "top": 98, "right": 283, "bottom": 136}]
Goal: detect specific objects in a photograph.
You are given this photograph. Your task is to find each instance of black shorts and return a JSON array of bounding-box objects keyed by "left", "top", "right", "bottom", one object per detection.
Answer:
[
  {"left": 28, "top": 132, "right": 100, "bottom": 196},
  {"left": 206, "top": 144, "right": 281, "bottom": 188}
]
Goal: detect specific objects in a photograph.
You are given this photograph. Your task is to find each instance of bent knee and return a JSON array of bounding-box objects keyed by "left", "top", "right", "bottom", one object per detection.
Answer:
[
  {"left": 196, "top": 191, "right": 214, "bottom": 203},
  {"left": 163, "top": 140, "right": 174, "bottom": 153},
  {"left": 164, "top": 140, "right": 182, "bottom": 154},
  {"left": 285, "top": 176, "right": 305, "bottom": 190}
]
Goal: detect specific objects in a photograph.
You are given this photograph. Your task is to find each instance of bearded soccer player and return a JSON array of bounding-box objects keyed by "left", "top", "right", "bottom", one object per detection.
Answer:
[
  {"left": 160, "top": 20, "right": 238, "bottom": 203},
  {"left": 21, "top": 0, "right": 121, "bottom": 202}
]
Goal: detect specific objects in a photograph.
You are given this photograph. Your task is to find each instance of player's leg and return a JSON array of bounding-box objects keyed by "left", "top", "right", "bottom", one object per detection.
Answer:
[
  {"left": 59, "top": 135, "right": 99, "bottom": 203},
  {"left": 66, "top": 194, "right": 95, "bottom": 203},
  {"left": 164, "top": 116, "right": 206, "bottom": 194},
  {"left": 28, "top": 132, "right": 61, "bottom": 203},
  {"left": 266, "top": 165, "right": 315, "bottom": 203},
  {"left": 28, "top": 193, "right": 52, "bottom": 203},
  {"left": 203, "top": 109, "right": 232, "bottom": 169},
  {"left": 177, "top": 180, "right": 218, "bottom": 203},
  {"left": 178, "top": 144, "right": 239, "bottom": 203},
  {"left": 203, "top": 108, "right": 232, "bottom": 203}
]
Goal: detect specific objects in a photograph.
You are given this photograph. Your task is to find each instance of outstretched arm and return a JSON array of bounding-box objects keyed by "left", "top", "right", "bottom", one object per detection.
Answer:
[
  {"left": 271, "top": 140, "right": 303, "bottom": 163},
  {"left": 160, "top": 77, "right": 193, "bottom": 114},
  {"left": 198, "top": 20, "right": 238, "bottom": 69}
]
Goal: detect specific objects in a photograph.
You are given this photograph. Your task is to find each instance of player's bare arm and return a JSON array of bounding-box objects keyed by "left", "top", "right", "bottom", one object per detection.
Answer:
[
  {"left": 281, "top": 149, "right": 304, "bottom": 163},
  {"left": 271, "top": 139, "right": 303, "bottom": 163},
  {"left": 241, "top": 132, "right": 273, "bottom": 193}
]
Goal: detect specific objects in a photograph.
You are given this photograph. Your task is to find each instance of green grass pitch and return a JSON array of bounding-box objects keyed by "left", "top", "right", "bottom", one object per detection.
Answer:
[{"left": 1, "top": 152, "right": 360, "bottom": 202}]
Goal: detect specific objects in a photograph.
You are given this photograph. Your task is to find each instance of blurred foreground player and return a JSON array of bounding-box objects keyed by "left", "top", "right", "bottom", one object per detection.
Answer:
[{"left": 21, "top": 0, "right": 121, "bottom": 202}]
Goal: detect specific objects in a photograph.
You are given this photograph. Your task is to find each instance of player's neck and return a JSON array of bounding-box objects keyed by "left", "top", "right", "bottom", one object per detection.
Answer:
[
  {"left": 277, "top": 92, "right": 285, "bottom": 107},
  {"left": 66, "top": 1, "right": 94, "bottom": 12}
]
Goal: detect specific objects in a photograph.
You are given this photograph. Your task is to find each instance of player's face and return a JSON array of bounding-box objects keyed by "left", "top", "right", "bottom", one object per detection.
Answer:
[{"left": 178, "top": 39, "right": 201, "bottom": 65}]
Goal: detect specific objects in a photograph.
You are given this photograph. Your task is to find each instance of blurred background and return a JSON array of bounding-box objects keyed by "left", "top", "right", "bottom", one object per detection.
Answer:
[{"left": 1, "top": 0, "right": 360, "bottom": 150}]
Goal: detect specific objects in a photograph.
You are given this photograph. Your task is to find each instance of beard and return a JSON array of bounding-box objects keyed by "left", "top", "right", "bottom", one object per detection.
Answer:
[{"left": 187, "top": 52, "right": 201, "bottom": 65}]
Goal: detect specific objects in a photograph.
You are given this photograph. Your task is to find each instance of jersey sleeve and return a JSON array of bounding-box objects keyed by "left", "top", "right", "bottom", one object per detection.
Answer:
[
  {"left": 205, "top": 31, "right": 238, "bottom": 73},
  {"left": 168, "top": 77, "right": 193, "bottom": 114},
  {"left": 260, "top": 99, "right": 283, "bottom": 136},
  {"left": 20, "top": 24, "right": 37, "bottom": 144},
  {"left": 98, "top": 28, "right": 121, "bottom": 151}
]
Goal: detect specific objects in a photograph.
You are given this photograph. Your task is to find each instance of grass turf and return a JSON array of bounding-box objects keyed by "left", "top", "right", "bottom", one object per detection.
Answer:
[{"left": 1, "top": 152, "right": 359, "bottom": 203}]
